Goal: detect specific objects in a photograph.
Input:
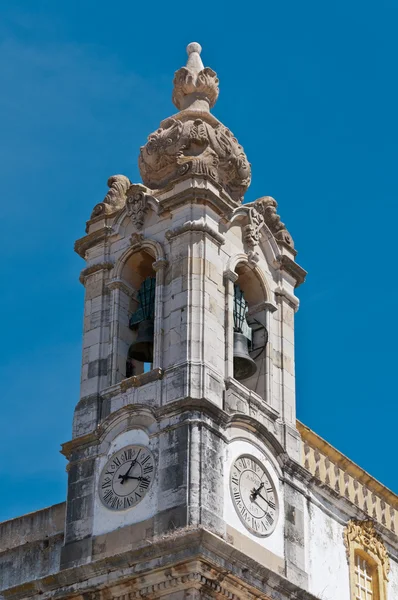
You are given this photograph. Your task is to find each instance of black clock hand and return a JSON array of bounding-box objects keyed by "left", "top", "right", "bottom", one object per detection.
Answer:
[
  {"left": 256, "top": 491, "right": 272, "bottom": 507},
  {"left": 250, "top": 481, "right": 264, "bottom": 500},
  {"left": 119, "top": 449, "right": 141, "bottom": 484},
  {"left": 121, "top": 475, "right": 148, "bottom": 482}
]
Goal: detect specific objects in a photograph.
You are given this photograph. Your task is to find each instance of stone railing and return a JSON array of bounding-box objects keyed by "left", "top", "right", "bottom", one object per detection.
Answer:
[{"left": 297, "top": 421, "right": 398, "bottom": 535}]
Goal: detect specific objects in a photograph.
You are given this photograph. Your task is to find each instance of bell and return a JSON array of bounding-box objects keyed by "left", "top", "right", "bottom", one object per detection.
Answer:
[
  {"left": 128, "top": 319, "right": 154, "bottom": 363},
  {"left": 233, "top": 332, "right": 257, "bottom": 381}
]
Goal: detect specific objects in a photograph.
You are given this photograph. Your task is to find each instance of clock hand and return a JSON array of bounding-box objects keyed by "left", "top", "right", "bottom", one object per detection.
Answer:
[
  {"left": 120, "top": 475, "right": 149, "bottom": 482},
  {"left": 256, "top": 491, "right": 272, "bottom": 507},
  {"left": 119, "top": 449, "right": 141, "bottom": 484},
  {"left": 250, "top": 481, "right": 264, "bottom": 501}
]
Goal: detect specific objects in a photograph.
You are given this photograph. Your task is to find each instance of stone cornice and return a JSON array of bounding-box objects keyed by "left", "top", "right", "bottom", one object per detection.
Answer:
[
  {"left": 0, "top": 529, "right": 321, "bottom": 600},
  {"left": 120, "top": 368, "right": 164, "bottom": 392},
  {"left": 79, "top": 261, "right": 114, "bottom": 284},
  {"left": 166, "top": 217, "right": 225, "bottom": 245},
  {"left": 74, "top": 226, "right": 113, "bottom": 259},
  {"left": 157, "top": 176, "right": 238, "bottom": 216},
  {"left": 275, "top": 255, "right": 307, "bottom": 287}
]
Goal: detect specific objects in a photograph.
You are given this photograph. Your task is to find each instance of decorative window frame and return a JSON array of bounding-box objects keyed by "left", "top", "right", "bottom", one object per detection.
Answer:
[{"left": 344, "top": 519, "right": 390, "bottom": 600}]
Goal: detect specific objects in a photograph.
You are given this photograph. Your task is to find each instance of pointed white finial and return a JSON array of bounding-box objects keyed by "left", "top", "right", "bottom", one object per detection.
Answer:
[{"left": 186, "top": 42, "right": 204, "bottom": 74}]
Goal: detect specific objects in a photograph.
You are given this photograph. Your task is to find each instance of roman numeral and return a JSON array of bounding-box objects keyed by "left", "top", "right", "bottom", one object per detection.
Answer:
[
  {"left": 266, "top": 487, "right": 273, "bottom": 493},
  {"left": 268, "top": 500, "right": 276, "bottom": 510},
  {"left": 252, "top": 518, "right": 260, "bottom": 531},
  {"left": 112, "top": 456, "right": 122, "bottom": 468},
  {"left": 141, "top": 455, "right": 150, "bottom": 465},
  {"left": 103, "top": 490, "right": 113, "bottom": 503},
  {"left": 101, "top": 480, "right": 112, "bottom": 489},
  {"left": 265, "top": 512, "right": 274, "bottom": 525},
  {"left": 139, "top": 477, "right": 150, "bottom": 489},
  {"left": 240, "top": 506, "right": 250, "bottom": 521},
  {"left": 134, "top": 492, "right": 142, "bottom": 501},
  {"left": 234, "top": 491, "right": 241, "bottom": 502},
  {"left": 240, "top": 457, "right": 247, "bottom": 469},
  {"left": 143, "top": 464, "right": 153, "bottom": 474},
  {"left": 124, "top": 497, "right": 132, "bottom": 508}
]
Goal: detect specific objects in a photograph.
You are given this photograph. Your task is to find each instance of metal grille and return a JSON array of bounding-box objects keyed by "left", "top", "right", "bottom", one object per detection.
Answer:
[{"left": 355, "top": 554, "right": 374, "bottom": 600}]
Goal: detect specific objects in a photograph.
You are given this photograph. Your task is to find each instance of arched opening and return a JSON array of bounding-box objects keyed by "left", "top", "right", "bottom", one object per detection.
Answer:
[
  {"left": 232, "top": 262, "right": 269, "bottom": 399},
  {"left": 120, "top": 250, "right": 156, "bottom": 379},
  {"left": 353, "top": 551, "right": 380, "bottom": 600}
]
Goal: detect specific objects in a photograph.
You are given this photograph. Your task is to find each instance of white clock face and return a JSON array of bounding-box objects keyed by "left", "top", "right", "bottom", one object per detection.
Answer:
[
  {"left": 230, "top": 454, "right": 278, "bottom": 537},
  {"left": 99, "top": 445, "right": 155, "bottom": 511}
]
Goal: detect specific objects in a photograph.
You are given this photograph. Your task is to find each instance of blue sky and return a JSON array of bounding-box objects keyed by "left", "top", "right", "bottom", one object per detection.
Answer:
[{"left": 1, "top": 1, "right": 397, "bottom": 522}]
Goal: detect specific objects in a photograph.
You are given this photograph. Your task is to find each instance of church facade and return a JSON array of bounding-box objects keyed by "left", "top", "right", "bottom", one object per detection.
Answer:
[{"left": 1, "top": 43, "right": 397, "bottom": 600}]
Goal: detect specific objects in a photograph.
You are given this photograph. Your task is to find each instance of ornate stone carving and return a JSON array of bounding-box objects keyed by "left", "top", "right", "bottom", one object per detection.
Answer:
[
  {"left": 129, "top": 232, "right": 144, "bottom": 250},
  {"left": 138, "top": 43, "right": 251, "bottom": 202},
  {"left": 79, "top": 261, "right": 113, "bottom": 285},
  {"left": 246, "top": 196, "right": 294, "bottom": 249},
  {"left": 139, "top": 117, "right": 250, "bottom": 201},
  {"left": 243, "top": 207, "right": 265, "bottom": 249},
  {"left": 172, "top": 42, "right": 219, "bottom": 110},
  {"left": 126, "top": 185, "right": 150, "bottom": 230},
  {"left": 344, "top": 520, "right": 390, "bottom": 581},
  {"left": 90, "top": 175, "right": 131, "bottom": 219}
]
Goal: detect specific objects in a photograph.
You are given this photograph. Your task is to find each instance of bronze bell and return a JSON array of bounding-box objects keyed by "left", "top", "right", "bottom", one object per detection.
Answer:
[
  {"left": 233, "top": 332, "right": 257, "bottom": 381},
  {"left": 128, "top": 319, "right": 154, "bottom": 363}
]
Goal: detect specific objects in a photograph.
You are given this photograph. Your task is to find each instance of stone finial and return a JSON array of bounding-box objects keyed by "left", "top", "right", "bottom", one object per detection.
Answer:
[
  {"left": 172, "top": 42, "right": 219, "bottom": 111},
  {"left": 139, "top": 43, "right": 250, "bottom": 203}
]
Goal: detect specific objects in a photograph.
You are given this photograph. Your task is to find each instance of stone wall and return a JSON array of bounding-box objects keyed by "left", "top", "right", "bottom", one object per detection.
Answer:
[{"left": 0, "top": 503, "right": 65, "bottom": 590}]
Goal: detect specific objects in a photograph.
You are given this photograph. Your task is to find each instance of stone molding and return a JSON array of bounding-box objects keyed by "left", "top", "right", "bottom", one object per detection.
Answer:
[
  {"left": 152, "top": 257, "right": 169, "bottom": 272},
  {"left": 79, "top": 261, "right": 114, "bottom": 285},
  {"left": 120, "top": 368, "right": 164, "bottom": 393},
  {"left": 106, "top": 278, "right": 135, "bottom": 297},
  {"left": 166, "top": 218, "right": 225, "bottom": 245},
  {"left": 274, "top": 255, "right": 307, "bottom": 288},
  {"left": 157, "top": 176, "right": 238, "bottom": 216},
  {"left": 298, "top": 421, "right": 398, "bottom": 538},
  {"left": 74, "top": 226, "right": 113, "bottom": 259},
  {"left": 90, "top": 175, "right": 131, "bottom": 220},
  {"left": 111, "top": 571, "right": 242, "bottom": 600},
  {"left": 2, "top": 528, "right": 321, "bottom": 600}
]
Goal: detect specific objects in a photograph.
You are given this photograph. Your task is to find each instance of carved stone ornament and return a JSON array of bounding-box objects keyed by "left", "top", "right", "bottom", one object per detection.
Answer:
[
  {"left": 172, "top": 42, "right": 219, "bottom": 110},
  {"left": 344, "top": 519, "right": 390, "bottom": 581},
  {"left": 126, "top": 184, "right": 150, "bottom": 230},
  {"left": 90, "top": 175, "right": 131, "bottom": 219},
  {"left": 245, "top": 196, "right": 294, "bottom": 250},
  {"left": 138, "top": 43, "right": 251, "bottom": 203}
]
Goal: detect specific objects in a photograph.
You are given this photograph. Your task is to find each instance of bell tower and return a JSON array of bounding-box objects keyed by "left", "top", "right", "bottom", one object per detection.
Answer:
[{"left": 61, "top": 43, "right": 308, "bottom": 597}]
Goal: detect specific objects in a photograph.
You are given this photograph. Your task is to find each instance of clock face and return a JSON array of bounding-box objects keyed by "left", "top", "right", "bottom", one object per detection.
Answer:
[
  {"left": 99, "top": 445, "right": 155, "bottom": 511},
  {"left": 230, "top": 454, "right": 278, "bottom": 537}
]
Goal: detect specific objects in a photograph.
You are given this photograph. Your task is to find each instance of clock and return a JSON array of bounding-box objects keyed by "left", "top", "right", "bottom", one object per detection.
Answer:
[
  {"left": 230, "top": 454, "right": 278, "bottom": 537},
  {"left": 99, "top": 445, "right": 155, "bottom": 511}
]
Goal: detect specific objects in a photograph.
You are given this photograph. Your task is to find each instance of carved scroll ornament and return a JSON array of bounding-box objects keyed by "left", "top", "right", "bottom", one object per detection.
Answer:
[
  {"left": 344, "top": 519, "right": 390, "bottom": 581},
  {"left": 90, "top": 175, "right": 131, "bottom": 219}
]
